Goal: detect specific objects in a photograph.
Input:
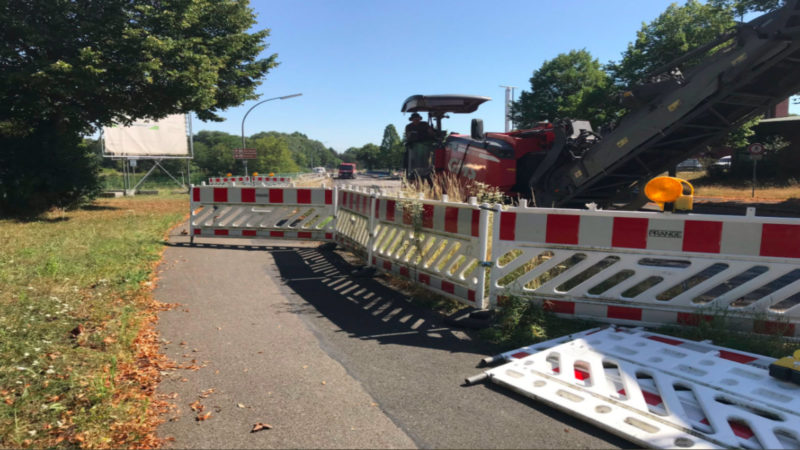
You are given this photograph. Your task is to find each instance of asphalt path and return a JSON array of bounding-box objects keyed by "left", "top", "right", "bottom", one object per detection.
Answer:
[{"left": 154, "top": 221, "right": 630, "bottom": 448}]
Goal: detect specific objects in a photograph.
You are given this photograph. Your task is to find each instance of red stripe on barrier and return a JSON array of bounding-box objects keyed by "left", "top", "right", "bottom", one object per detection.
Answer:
[
  {"left": 754, "top": 320, "right": 796, "bottom": 336},
  {"left": 444, "top": 207, "right": 459, "bottom": 233},
  {"left": 213, "top": 187, "right": 228, "bottom": 203},
  {"left": 729, "top": 421, "right": 755, "bottom": 440},
  {"left": 546, "top": 214, "right": 580, "bottom": 244},
  {"left": 242, "top": 230, "right": 257, "bottom": 236},
  {"left": 642, "top": 390, "right": 663, "bottom": 406},
  {"left": 399, "top": 266, "right": 409, "bottom": 278},
  {"left": 325, "top": 190, "right": 333, "bottom": 205},
  {"left": 760, "top": 223, "right": 800, "bottom": 258},
  {"left": 647, "top": 335, "right": 683, "bottom": 346},
  {"left": 500, "top": 212, "right": 516, "bottom": 241},
  {"left": 471, "top": 210, "right": 480, "bottom": 237},
  {"left": 383, "top": 260, "right": 392, "bottom": 271},
  {"left": 270, "top": 189, "right": 284, "bottom": 204},
  {"left": 677, "top": 312, "right": 714, "bottom": 326},
  {"left": 611, "top": 217, "right": 648, "bottom": 248},
  {"left": 214, "top": 229, "right": 229, "bottom": 236},
  {"left": 468, "top": 290, "right": 476, "bottom": 302},
  {"left": 511, "top": 351, "right": 531, "bottom": 359},
  {"left": 441, "top": 281, "right": 454, "bottom": 294},
  {"left": 270, "top": 231, "right": 284, "bottom": 237},
  {"left": 372, "top": 256, "right": 376, "bottom": 265},
  {"left": 297, "top": 189, "right": 311, "bottom": 204},
  {"left": 325, "top": 233, "right": 333, "bottom": 240},
  {"left": 683, "top": 220, "right": 722, "bottom": 253},
  {"left": 718, "top": 350, "right": 757, "bottom": 364},
  {"left": 341, "top": 192, "right": 348, "bottom": 209},
  {"left": 386, "top": 200, "right": 396, "bottom": 221},
  {"left": 419, "top": 273, "right": 430, "bottom": 285},
  {"left": 298, "top": 231, "right": 312, "bottom": 238},
  {"left": 607, "top": 305, "right": 642, "bottom": 321},
  {"left": 422, "top": 204, "right": 434, "bottom": 228},
  {"left": 543, "top": 300, "right": 575, "bottom": 314},
  {"left": 192, "top": 187, "right": 200, "bottom": 201},
  {"left": 193, "top": 229, "right": 201, "bottom": 235},
  {"left": 374, "top": 199, "right": 380, "bottom": 218},
  {"left": 403, "top": 206, "right": 413, "bottom": 225},
  {"left": 241, "top": 188, "right": 256, "bottom": 203}
]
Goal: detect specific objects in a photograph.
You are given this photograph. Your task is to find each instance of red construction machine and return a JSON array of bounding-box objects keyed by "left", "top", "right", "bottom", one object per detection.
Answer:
[{"left": 402, "top": 0, "right": 800, "bottom": 208}]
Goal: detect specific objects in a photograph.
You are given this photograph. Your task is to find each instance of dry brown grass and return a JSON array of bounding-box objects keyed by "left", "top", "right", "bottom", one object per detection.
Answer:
[
  {"left": 402, "top": 172, "right": 504, "bottom": 204},
  {"left": 675, "top": 171, "right": 800, "bottom": 200}
]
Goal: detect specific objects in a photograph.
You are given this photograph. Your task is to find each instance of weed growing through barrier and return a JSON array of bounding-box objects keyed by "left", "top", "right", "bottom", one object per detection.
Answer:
[
  {"left": 0, "top": 193, "right": 186, "bottom": 448},
  {"left": 479, "top": 295, "right": 597, "bottom": 348}
]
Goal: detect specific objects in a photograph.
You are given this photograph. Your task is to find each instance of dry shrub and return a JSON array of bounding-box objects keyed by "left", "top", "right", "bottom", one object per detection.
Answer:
[{"left": 402, "top": 171, "right": 504, "bottom": 204}]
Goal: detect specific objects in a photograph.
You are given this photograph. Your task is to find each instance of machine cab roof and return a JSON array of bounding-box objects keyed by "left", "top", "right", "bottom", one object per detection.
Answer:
[{"left": 401, "top": 95, "right": 490, "bottom": 115}]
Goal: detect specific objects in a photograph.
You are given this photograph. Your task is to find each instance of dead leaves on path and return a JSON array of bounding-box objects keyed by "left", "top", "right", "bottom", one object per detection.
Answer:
[{"left": 251, "top": 422, "right": 272, "bottom": 433}]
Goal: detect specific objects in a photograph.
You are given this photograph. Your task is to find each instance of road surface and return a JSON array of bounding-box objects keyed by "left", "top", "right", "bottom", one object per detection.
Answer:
[{"left": 154, "top": 224, "right": 629, "bottom": 448}]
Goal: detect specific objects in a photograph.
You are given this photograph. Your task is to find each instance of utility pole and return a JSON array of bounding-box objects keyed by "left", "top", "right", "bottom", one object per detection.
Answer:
[{"left": 499, "top": 85, "right": 517, "bottom": 132}]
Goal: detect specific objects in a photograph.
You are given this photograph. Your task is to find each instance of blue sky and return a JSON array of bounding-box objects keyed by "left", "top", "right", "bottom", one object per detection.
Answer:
[{"left": 193, "top": 1, "right": 783, "bottom": 153}]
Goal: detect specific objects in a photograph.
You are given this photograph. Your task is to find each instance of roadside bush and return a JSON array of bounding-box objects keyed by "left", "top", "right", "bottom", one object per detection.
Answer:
[{"left": 0, "top": 126, "right": 102, "bottom": 216}]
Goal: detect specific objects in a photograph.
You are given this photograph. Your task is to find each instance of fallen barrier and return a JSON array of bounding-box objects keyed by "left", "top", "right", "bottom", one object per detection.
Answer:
[
  {"left": 489, "top": 203, "right": 800, "bottom": 336},
  {"left": 189, "top": 185, "right": 335, "bottom": 243},
  {"left": 479, "top": 326, "right": 800, "bottom": 449}
]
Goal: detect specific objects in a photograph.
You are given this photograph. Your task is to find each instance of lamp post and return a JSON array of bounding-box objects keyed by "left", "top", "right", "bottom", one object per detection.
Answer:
[{"left": 241, "top": 93, "right": 303, "bottom": 175}]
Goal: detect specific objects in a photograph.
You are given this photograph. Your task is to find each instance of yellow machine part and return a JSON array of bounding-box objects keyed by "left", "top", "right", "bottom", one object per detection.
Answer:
[{"left": 769, "top": 349, "right": 800, "bottom": 385}]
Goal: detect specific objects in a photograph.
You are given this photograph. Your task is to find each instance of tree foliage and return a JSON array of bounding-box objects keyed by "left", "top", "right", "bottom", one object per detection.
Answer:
[
  {"left": 606, "top": 1, "right": 735, "bottom": 87},
  {"left": 510, "top": 50, "right": 613, "bottom": 129},
  {"left": 511, "top": 0, "right": 785, "bottom": 161},
  {"left": 251, "top": 131, "right": 341, "bottom": 169},
  {"left": 379, "top": 124, "right": 404, "bottom": 169},
  {"left": 1, "top": 0, "right": 276, "bottom": 214}
]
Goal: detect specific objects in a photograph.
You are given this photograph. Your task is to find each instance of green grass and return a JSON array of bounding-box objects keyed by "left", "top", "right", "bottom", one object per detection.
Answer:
[{"left": 0, "top": 193, "right": 186, "bottom": 448}]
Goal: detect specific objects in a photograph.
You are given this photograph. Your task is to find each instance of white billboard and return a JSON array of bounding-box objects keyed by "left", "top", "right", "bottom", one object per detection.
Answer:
[{"left": 103, "top": 114, "right": 190, "bottom": 157}]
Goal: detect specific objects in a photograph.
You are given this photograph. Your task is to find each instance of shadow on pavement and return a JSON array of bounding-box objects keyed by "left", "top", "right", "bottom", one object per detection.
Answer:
[{"left": 269, "top": 244, "right": 493, "bottom": 357}]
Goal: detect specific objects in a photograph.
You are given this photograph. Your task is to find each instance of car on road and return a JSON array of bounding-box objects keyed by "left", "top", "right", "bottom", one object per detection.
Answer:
[
  {"left": 676, "top": 158, "right": 704, "bottom": 171},
  {"left": 337, "top": 163, "right": 356, "bottom": 179},
  {"left": 713, "top": 155, "right": 731, "bottom": 168},
  {"left": 312, "top": 167, "right": 327, "bottom": 175}
]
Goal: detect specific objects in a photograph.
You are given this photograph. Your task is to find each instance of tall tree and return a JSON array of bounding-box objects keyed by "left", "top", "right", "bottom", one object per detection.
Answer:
[
  {"left": 1, "top": 0, "right": 277, "bottom": 214},
  {"left": 379, "top": 124, "right": 404, "bottom": 169},
  {"left": 607, "top": 0, "right": 735, "bottom": 87},
  {"left": 510, "top": 49, "right": 614, "bottom": 129}
]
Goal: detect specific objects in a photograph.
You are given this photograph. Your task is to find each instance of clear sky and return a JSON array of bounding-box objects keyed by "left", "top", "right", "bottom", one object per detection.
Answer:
[{"left": 191, "top": 1, "right": 783, "bottom": 154}]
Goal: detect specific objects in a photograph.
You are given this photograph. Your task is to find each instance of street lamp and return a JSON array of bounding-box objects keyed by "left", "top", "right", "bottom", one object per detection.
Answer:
[{"left": 240, "top": 93, "right": 303, "bottom": 175}]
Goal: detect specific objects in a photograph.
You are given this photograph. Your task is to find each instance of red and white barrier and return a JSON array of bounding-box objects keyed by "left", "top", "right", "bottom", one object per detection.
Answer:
[
  {"left": 190, "top": 185, "right": 335, "bottom": 243},
  {"left": 370, "top": 191, "right": 491, "bottom": 309},
  {"left": 206, "top": 176, "right": 292, "bottom": 186},
  {"left": 490, "top": 204, "right": 800, "bottom": 336}
]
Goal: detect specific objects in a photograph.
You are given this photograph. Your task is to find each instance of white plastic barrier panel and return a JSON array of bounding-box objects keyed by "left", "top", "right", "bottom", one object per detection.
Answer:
[
  {"left": 369, "top": 193, "right": 491, "bottom": 309},
  {"left": 190, "top": 185, "right": 335, "bottom": 242},
  {"left": 333, "top": 187, "right": 373, "bottom": 256},
  {"left": 484, "top": 327, "right": 800, "bottom": 449},
  {"left": 490, "top": 205, "right": 800, "bottom": 336}
]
